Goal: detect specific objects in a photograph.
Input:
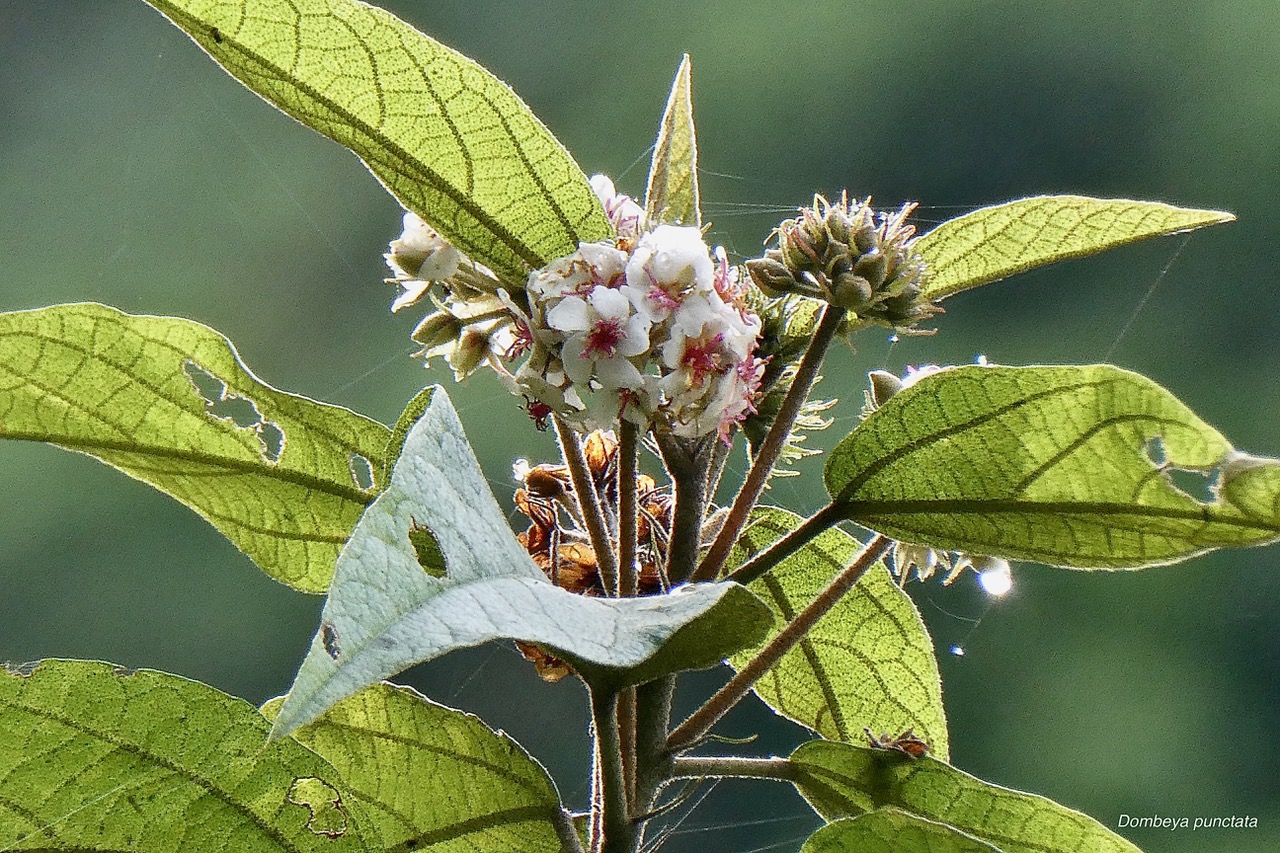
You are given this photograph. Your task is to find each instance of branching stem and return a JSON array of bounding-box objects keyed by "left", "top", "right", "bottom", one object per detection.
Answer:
[
  {"left": 726, "top": 502, "right": 844, "bottom": 587},
  {"left": 694, "top": 303, "right": 846, "bottom": 582},
  {"left": 667, "top": 534, "right": 892, "bottom": 752},
  {"left": 669, "top": 755, "right": 798, "bottom": 783},
  {"left": 555, "top": 416, "right": 620, "bottom": 595}
]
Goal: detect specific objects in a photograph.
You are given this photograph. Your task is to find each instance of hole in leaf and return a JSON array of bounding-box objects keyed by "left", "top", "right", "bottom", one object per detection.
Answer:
[
  {"left": 286, "top": 777, "right": 348, "bottom": 839},
  {"left": 1145, "top": 436, "right": 1219, "bottom": 504},
  {"left": 408, "top": 517, "right": 447, "bottom": 578},
  {"left": 1144, "top": 436, "right": 1168, "bottom": 467},
  {"left": 349, "top": 453, "right": 375, "bottom": 491},
  {"left": 321, "top": 622, "right": 341, "bottom": 660},
  {"left": 260, "top": 422, "right": 285, "bottom": 464},
  {"left": 183, "top": 360, "right": 285, "bottom": 463},
  {"left": 1166, "top": 467, "right": 1219, "bottom": 504}
]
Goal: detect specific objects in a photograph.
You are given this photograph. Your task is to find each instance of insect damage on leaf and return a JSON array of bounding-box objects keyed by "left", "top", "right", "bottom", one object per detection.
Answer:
[
  {"left": 183, "top": 359, "right": 285, "bottom": 463},
  {"left": 287, "top": 777, "right": 348, "bottom": 838}
]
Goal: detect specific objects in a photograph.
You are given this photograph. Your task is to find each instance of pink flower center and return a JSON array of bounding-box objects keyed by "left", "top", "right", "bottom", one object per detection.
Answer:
[
  {"left": 584, "top": 318, "right": 626, "bottom": 358},
  {"left": 680, "top": 333, "right": 727, "bottom": 386}
]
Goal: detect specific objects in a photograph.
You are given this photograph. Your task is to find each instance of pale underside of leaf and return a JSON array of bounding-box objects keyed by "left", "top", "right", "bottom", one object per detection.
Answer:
[
  {"left": 645, "top": 53, "right": 700, "bottom": 227},
  {"left": 802, "top": 810, "right": 1003, "bottom": 853},
  {"left": 144, "top": 0, "right": 611, "bottom": 283},
  {"left": 728, "top": 507, "right": 948, "bottom": 760},
  {"left": 272, "top": 387, "right": 770, "bottom": 737},
  {"left": 263, "top": 683, "right": 573, "bottom": 852},
  {"left": 825, "top": 364, "right": 1280, "bottom": 569},
  {"left": 915, "top": 195, "right": 1233, "bottom": 300},
  {"left": 791, "top": 741, "right": 1141, "bottom": 853},
  {"left": 0, "top": 303, "right": 388, "bottom": 593},
  {"left": 0, "top": 660, "right": 373, "bottom": 851}
]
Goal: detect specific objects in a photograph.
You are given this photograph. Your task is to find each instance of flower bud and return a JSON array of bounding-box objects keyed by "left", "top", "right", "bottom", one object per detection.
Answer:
[
  {"left": 745, "top": 256, "right": 798, "bottom": 297},
  {"left": 411, "top": 310, "right": 463, "bottom": 349},
  {"left": 868, "top": 369, "right": 904, "bottom": 407}
]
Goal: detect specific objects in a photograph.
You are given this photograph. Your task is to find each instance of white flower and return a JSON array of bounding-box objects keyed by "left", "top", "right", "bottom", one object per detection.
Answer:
[
  {"left": 622, "top": 225, "right": 715, "bottom": 322},
  {"left": 590, "top": 174, "right": 645, "bottom": 240},
  {"left": 547, "top": 286, "right": 649, "bottom": 388},
  {"left": 384, "top": 211, "right": 463, "bottom": 312}
]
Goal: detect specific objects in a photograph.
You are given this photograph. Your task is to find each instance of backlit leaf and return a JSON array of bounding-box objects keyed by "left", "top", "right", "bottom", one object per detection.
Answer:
[
  {"left": 825, "top": 364, "right": 1280, "bottom": 568},
  {"left": 728, "top": 508, "right": 948, "bottom": 759},
  {"left": 644, "top": 54, "right": 701, "bottom": 226},
  {"left": 791, "top": 741, "right": 1140, "bottom": 853},
  {"left": 0, "top": 660, "right": 373, "bottom": 851},
  {"left": 915, "top": 196, "right": 1233, "bottom": 300},
  {"left": 0, "top": 303, "right": 388, "bottom": 592},
  {"left": 264, "top": 683, "right": 575, "bottom": 852},
  {"left": 144, "top": 0, "right": 611, "bottom": 283},
  {"left": 802, "top": 810, "right": 1002, "bottom": 853},
  {"left": 272, "top": 387, "right": 771, "bottom": 738}
]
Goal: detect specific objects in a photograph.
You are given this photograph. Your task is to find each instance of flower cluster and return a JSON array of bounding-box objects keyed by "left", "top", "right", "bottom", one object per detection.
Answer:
[{"left": 384, "top": 177, "right": 767, "bottom": 441}]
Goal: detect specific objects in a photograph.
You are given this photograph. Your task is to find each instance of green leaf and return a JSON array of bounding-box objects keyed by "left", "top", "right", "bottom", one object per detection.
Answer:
[
  {"left": 0, "top": 303, "right": 388, "bottom": 592},
  {"left": 791, "top": 741, "right": 1141, "bottom": 853},
  {"left": 825, "top": 364, "right": 1280, "bottom": 568},
  {"left": 802, "top": 810, "right": 1002, "bottom": 853},
  {"left": 0, "top": 660, "right": 374, "bottom": 851},
  {"left": 644, "top": 54, "right": 701, "bottom": 226},
  {"left": 727, "top": 508, "right": 948, "bottom": 759},
  {"left": 271, "top": 386, "right": 771, "bottom": 738},
  {"left": 915, "top": 196, "right": 1233, "bottom": 300},
  {"left": 144, "top": 0, "right": 611, "bottom": 283},
  {"left": 263, "top": 683, "right": 574, "bottom": 852}
]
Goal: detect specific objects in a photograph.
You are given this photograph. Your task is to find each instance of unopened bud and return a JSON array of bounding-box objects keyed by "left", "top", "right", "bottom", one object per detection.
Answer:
[
  {"left": 868, "top": 369, "right": 904, "bottom": 407},
  {"left": 746, "top": 256, "right": 798, "bottom": 297},
  {"left": 411, "top": 310, "right": 463, "bottom": 349}
]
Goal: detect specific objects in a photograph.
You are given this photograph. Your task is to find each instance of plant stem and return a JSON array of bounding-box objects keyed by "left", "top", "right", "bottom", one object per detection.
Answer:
[
  {"left": 656, "top": 434, "right": 713, "bottom": 584},
  {"left": 617, "top": 687, "right": 637, "bottom": 813},
  {"left": 555, "top": 416, "right": 619, "bottom": 595},
  {"left": 726, "top": 502, "right": 844, "bottom": 587},
  {"left": 669, "top": 755, "right": 798, "bottom": 783},
  {"left": 553, "top": 807, "right": 587, "bottom": 853},
  {"left": 590, "top": 688, "right": 635, "bottom": 853},
  {"left": 617, "top": 421, "right": 639, "bottom": 597},
  {"left": 667, "top": 534, "right": 891, "bottom": 752},
  {"left": 694, "top": 303, "right": 847, "bottom": 582}
]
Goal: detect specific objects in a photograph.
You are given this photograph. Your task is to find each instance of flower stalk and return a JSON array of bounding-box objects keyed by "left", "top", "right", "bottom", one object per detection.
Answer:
[{"left": 695, "top": 303, "right": 847, "bottom": 582}]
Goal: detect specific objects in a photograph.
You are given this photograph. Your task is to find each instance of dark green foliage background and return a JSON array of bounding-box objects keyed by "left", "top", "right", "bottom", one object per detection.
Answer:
[{"left": 2, "top": 3, "right": 1277, "bottom": 851}]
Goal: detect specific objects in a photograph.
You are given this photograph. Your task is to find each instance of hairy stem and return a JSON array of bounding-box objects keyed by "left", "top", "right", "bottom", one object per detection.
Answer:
[
  {"left": 726, "top": 502, "right": 844, "bottom": 587},
  {"left": 617, "top": 421, "right": 639, "bottom": 597},
  {"left": 670, "top": 755, "right": 798, "bottom": 783},
  {"left": 591, "top": 688, "right": 635, "bottom": 853},
  {"left": 657, "top": 434, "right": 714, "bottom": 584},
  {"left": 694, "top": 303, "right": 847, "bottom": 582},
  {"left": 555, "top": 416, "right": 619, "bottom": 595},
  {"left": 667, "top": 534, "right": 892, "bottom": 752},
  {"left": 553, "top": 807, "right": 587, "bottom": 853},
  {"left": 618, "top": 687, "right": 637, "bottom": 813}
]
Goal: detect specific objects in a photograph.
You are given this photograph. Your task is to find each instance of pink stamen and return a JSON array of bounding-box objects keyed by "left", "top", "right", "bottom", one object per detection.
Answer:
[
  {"left": 584, "top": 318, "right": 626, "bottom": 358},
  {"left": 680, "top": 333, "right": 728, "bottom": 386},
  {"left": 505, "top": 320, "right": 534, "bottom": 361}
]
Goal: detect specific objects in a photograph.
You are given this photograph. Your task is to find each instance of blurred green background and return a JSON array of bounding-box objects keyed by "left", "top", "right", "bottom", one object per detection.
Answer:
[{"left": 3, "top": 2, "right": 1278, "bottom": 850}]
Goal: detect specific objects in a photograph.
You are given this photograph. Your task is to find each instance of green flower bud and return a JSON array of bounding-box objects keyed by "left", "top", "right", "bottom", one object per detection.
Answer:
[
  {"left": 746, "top": 256, "right": 798, "bottom": 297},
  {"left": 411, "top": 310, "right": 463, "bottom": 349}
]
